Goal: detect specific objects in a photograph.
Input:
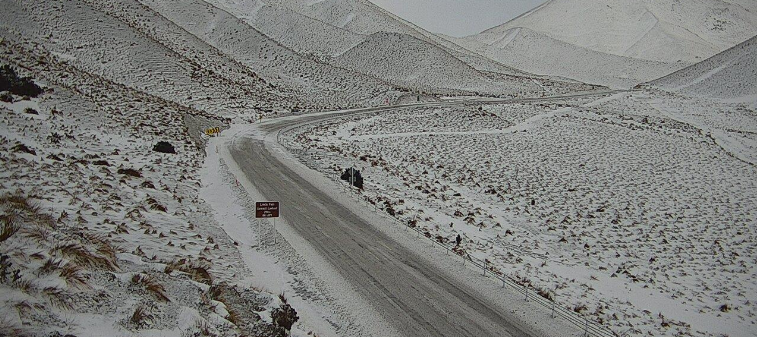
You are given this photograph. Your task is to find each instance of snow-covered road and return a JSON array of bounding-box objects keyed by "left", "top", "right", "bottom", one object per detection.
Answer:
[{"left": 222, "top": 92, "right": 618, "bottom": 337}]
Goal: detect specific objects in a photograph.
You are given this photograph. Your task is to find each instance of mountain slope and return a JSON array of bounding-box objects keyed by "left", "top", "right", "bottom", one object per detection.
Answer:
[
  {"left": 449, "top": 27, "right": 683, "bottom": 88},
  {"left": 0, "top": 0, "right": 283, "bottom": 117},
  {"left": 0, "top": 0, "right": 401, "bottom": 114},
  {"left": 204, "top": 0, "right": 548, "bottom": 80},
  {"left": 334, "top": 32, "right": 495, "bottom": 95},
  {"left": 136, "top": 0, "right": 399, "bottom": 107},
  {"left": 484, "top": 0, "right": 757, "bottom": 63},
  {"left": 205, "top": 0, "right": 365, "bottom": 57},
  {"left": 649, "top": 34, "right": 757, "bottom": 104}
]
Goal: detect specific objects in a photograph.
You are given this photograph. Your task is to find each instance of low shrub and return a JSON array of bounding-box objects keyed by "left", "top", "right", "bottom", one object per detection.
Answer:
[
  {"left": 271, "top": 294, "right": 299, "bottom": 331},
  {"left": 0, "top": 65, "right": 43, "bottom": 98}
]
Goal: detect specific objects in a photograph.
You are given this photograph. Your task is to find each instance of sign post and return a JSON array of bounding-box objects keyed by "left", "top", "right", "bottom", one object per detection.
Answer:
[{"left": 256, "top": 202, "right": 280, "bottom": 244}]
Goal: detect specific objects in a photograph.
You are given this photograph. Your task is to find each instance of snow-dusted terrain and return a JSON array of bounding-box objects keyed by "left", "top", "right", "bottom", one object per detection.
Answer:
[
  {"left": 482, "top": 0, "right": 757, "bottom": 64},
  {"left": 283, "top": 91, "right": 757, "bottom": 337},
  {"left": 2, "top": 0, "right": 756, "bottom": 336},
  {"left": 0, "top": 37, "right": 313, "bottom": 336},
  {"left": 649, "top": 34, "right": 757, "bottom": 106},
  {"left": 448, "top": 28, "right": 683, "bottom": 88},
  {"left": 450, "top": 0, "right": 757, "bottom": 88},
  {"left": 0, "top": 0, "right": 406, "bottom": 112},
  {"left": 201, "top": 0, "right": 599, "bottom": 96}
]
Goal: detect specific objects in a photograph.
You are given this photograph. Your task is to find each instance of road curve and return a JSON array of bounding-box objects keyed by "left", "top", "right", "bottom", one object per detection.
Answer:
[{"left": 228, "top": 92, "right": 616, "bottom": 337}]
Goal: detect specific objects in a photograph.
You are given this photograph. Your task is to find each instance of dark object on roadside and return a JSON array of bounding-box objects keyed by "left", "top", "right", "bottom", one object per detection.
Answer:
[
  {"left": 271, "top": 295, "right": 299, "bottom": 331},
  {"left": 455, "top": 234, "right": 462, "bottom": 246},
  {"left": 0, "top": 65, "right": 44, "bottom": 98},
  {"left": 153, "top": 141, "right": 176, "bottom": 154},
  {"left": 24, "top": 107, "right": 38, "bottom": 115},
  {"left": 340, "top": 167, "right": 363, "bottom": 189}
]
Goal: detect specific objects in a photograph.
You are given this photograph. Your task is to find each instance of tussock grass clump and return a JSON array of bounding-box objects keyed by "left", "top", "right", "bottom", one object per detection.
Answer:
[
  {"left": 13, "top": 276, "right": 34, "bottom": 294},
  {"left": 78, "top": 232, "right": 119, "bottom": 270},
  {"left": 130, "top": 305, "right": 154, "bottom": 329},
  {"left": 132, "top": 273, "right": 170, "bottom": 302},
  {"left": 11, "top": 143, "right": 36, "bottom": 156},
  {"left": 184, "top": 318, "right": 215, "bottom": 337},
  {"left": 53, "top": 242, "right": 116, "bottom": 271},
  {"left": 0, "top": 318, "right": 33, "bottom": 337},
  {"left": 0, "top": 194, "right": 55, "bottom": 229},
  {"left": 146, "top": 197, "right": 167, "bottom": 212},
  {"left": 43, "top": 286, "right": 72, "bottom": 310},
  {"left": 0, "top": 212, "right": 19, "bottom": 242},
  {"left": 164, "top": 259, "right": 212, "bottom": 285},
  {"left": 118, "top": 168, "right": 142, "bottom": 178},
  {"left": 21, "top": 224, "right": 50, "bottom": 246},
  {"left": 58, "top": 262, "right": 88, "bottom": 289},
  {"left": 37, "top": 257, "right": 64, "bottom": 276}
]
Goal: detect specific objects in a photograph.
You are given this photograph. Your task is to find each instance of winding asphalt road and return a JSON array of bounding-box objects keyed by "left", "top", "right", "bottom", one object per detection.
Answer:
[{"left": 228, "top": 92, "right": 616, "bottom": 337}]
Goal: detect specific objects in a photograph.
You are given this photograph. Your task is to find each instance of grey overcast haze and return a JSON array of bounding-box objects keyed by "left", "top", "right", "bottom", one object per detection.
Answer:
[{"left": 368, "top": 0, "right": 548, "bottom": 37}]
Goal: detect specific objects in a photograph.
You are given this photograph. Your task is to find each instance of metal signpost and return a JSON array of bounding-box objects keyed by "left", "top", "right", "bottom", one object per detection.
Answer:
[{"left": 256, "top": 201, "right": 280, "bottom": 244}]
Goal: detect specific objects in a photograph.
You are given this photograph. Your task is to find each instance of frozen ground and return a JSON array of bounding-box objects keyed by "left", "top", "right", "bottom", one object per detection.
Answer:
[{"left": 282, "top": 91, "right": 757, "bottom": 337}]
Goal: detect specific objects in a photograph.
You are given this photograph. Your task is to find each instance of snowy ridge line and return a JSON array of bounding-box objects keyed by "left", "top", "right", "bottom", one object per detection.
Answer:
[{"left": 273, "top": 93, "right": 630, "bottom": 337}]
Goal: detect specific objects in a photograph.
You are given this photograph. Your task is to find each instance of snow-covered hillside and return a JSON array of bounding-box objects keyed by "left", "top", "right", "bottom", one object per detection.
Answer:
[
  {"left": 203, "top": 0, "right": 594, "bottom": 96},
  {"left": 649, "top": 34, "right": 757, "bottom": 105},
  {"left": 206, "top": 0, "right": 365, "bottom": 57},
  {"left": 0, "top": 0, "right": 402, "bottom": 112},
  {"left": 448, "top": 27, "right": 683, "bottom": 88},
  {"left": 0, "top": 0, "right": 284, "bottom": 118},
  {"left": 135, "top": 0, "right": 401, "bottom": 108},
  {"left": 333, "top": 32, "right": 518, "bottom": 95},
  {"left": 485, "top": 0, "right": 757, "bottom": 64},
  {"left": 0, "top": 37, "right": 314, "bottom": 336}
]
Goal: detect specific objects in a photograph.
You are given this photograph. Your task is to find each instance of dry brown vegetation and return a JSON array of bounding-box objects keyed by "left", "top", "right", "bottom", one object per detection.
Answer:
[
  {"left": 130, "top": 305, "right": 154, "bottom": 329},
  {"left": 164, "top": 258, "right": 212, "bottom": 285},
  {"left": 132, "top": 273, "right": 170, "bottom": 302}
]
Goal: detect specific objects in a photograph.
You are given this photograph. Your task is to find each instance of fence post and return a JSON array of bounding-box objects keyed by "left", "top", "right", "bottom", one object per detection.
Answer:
[
  {"left": 524, "top": 283, "right": 528, "bottom": 302},
  {"left": 583, "top": 317, "right": 589, "bottom": 337},
  {"left": 483, "top": 260, "right": 487, "bottom": 276},
  {"left": 551, "top": 299, "right": 555, "bottom": 319}
]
